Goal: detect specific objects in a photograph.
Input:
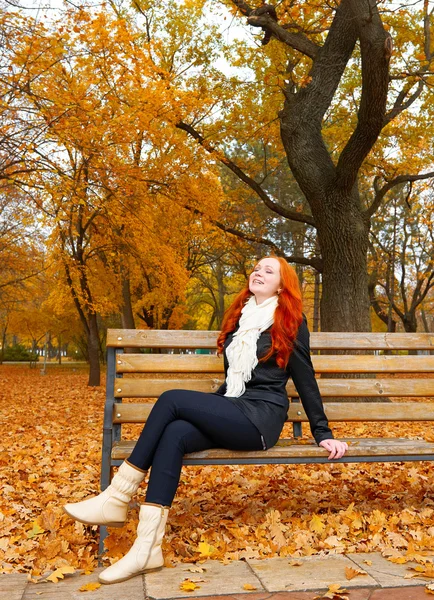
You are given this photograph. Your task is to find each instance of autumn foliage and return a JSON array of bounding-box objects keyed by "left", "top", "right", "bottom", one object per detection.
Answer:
[{"left": 2, "top": 365, "right": 434, "bottom": 577}]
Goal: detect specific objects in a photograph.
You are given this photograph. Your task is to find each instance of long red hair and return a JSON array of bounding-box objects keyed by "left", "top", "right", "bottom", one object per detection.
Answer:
[{"left": 217, "top": 257, "right": 303, "bottom": 369}]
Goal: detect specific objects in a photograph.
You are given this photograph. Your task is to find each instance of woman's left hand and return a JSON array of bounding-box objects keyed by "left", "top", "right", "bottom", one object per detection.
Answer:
[{"left": 319, "top": 439, "right": 348, "bottom": 460}]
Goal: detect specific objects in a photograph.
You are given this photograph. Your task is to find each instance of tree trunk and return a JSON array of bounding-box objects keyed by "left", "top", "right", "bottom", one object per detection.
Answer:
[
  {"left": 316, "top": 191, "right": 371, "bottom": 331},
  {"left": 313, "top": 271, "right": 320, "bottom": 333},
  {"left": 120, "top": 269, "right": 136, "bottom": 353},
  {"left": 120, "top": 268, "right": 135, "bottom": 329},
  {"left": 87, "top": 311, "right": 101, "bottom": 386},
  {"left": 421, "top": 308, "right": 431, "bottom": 333},
  {"left": 280, "top": 111, "right": 372, "bottom": 331},
  {"left": 403, "top": 314, "right": 417, "bottom": 333},
  {"left": 216, "top": 261, "right": 225, "bottom": 329},
  {"left": 0, "top": 325, "right": 6, "bottom": 364}
]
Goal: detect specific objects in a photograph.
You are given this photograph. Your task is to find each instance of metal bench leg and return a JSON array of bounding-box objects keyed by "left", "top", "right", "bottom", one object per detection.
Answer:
[
  {"left": 98, "top": 346, "right": 117, "bottom": 565},
  {"left": 98, "top": 525, "right": 108, "bottom": 566}
]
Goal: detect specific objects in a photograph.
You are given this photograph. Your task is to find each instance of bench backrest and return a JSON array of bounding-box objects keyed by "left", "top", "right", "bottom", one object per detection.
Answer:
[{"left": 105, "top": 330, "right": 434, "bottom": 438}]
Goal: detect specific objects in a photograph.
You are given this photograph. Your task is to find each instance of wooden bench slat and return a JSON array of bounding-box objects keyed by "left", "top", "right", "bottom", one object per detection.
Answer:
[
  {"left": 111, "top": 437, "right": 434, "bottom": 461},
  {"left": 107, "top": 329, "right": 434, "bottom": 350},
  {"left": 116, "top": 354, "right": 223, "bottom": 373},
  {"left": 112, "top": 402, "right": 434, "bottom": 423},
  {"left": 114, "top": 377, "right": 434, "bottom": 398},
  {"left": 116, "top": 354, "right": 434, "bottom": 374}
]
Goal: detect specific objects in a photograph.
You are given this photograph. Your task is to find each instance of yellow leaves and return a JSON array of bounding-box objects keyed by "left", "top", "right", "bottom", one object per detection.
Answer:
[
  {"left": 406, "top": 564, "right": 434, "bottom": 579},
  {"left": 79, "top": 582, "right": 101, "bottom": 592},
  {"left": 344, "top": 566, "right": 367, "bottom": 580},
  {"left": 383, "top": 549, "right": 407, "bottom": 564},
  {"left": 7, "top": 365, "right": 434, "bottom": 576},
  {"left": 242, "top": 583, "right": 258, "bottom": 591},
  {"left": 309, "top": 514, "right": 326, "bottom": 535},
  {"left": 314, "top": 584, "right": 349, "bottom": 600},
  {"left": 299, "top": 75, "right": 312, "bottom": 88},
  {"left": 426, "top": 582, "right": 434, "bottom": 594},
  {"left": 180, "top": 579, "right": 201, "bottom": 592},
  {"left": 264, "top": 509, "right": 288, "bottom": 549},
  {"left": 196, "top": 542, "right": 217, "bottom": 558},
  {"left": 26, "top": 522, "right": 46, "bottom": 539},
  {"left": 187, "top": 565, "right": 206, "bottom": 573},
  {"left": 45, "top": 565, "right": 75, "bottom": 583}
]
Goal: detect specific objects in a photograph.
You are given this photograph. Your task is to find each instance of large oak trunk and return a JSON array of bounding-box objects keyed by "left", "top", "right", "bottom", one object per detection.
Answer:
[{"left": 316, "top": 191, "right": 371, "bottom": 332}]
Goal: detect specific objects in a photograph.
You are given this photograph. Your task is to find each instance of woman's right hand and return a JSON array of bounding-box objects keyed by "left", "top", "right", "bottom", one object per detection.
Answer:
[{"left": 319, "top": 439, "right": 348, "bottom": 460}]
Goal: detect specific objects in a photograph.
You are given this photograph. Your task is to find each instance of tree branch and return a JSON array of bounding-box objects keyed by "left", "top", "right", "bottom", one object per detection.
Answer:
[
  {"left": 230, "top": 1, "right": 319, "bottom": 58},
  {"left": 176, "top": 121, "right": 316, "bottom": 227},
  {"left": 183, "top": 203, "right": 323, "bottom": 271},
  {"left": 365, "top": 171, "right": 434, "bottom": 219},
  {"left": 383, "top": 79, "right": 424, "bottom": 126},
  {"left": 335, "top": 0, "right": 393, "bottom": 190}
]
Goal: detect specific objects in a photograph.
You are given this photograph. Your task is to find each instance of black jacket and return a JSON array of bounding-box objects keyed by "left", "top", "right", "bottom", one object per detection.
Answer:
[{"left": 216, "top": 314, "right": 333, "bottom": 446}]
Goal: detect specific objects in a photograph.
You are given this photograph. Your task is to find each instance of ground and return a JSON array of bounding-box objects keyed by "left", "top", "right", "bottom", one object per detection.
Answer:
[{"left": 1, "top": 364, "right": 434, "bottom": 577}]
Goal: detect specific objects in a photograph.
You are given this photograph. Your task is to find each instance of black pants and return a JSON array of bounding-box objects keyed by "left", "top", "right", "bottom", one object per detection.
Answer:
[{"left": 127, "top": 389, "right": 263, "bottom": 506}]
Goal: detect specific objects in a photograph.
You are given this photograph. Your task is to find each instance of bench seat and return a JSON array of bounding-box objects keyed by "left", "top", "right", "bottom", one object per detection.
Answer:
[{"left": 111, "top": 437, "right": 434, "bottom": 464}]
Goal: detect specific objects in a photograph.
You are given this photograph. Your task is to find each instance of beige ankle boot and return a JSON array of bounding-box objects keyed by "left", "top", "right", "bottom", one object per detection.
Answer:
[
  {"left": 63, "top": 461, "right": 146, "bottom": 527},
  {"left": 98, "top": 503, "right": 169, "bottom": 584}
]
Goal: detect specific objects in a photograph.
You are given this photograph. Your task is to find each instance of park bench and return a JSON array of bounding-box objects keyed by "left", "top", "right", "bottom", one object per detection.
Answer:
[{"left": 99, "top": 328, "right": 434, "bottom": 554}]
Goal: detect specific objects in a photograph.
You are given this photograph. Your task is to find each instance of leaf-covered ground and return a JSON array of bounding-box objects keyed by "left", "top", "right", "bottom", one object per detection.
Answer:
[{"left": 1, "top": 364, "right": 434, "bottom": 577}]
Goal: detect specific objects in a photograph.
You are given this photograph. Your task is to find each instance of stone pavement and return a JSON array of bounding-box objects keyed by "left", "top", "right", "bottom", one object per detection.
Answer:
[{"left": 3, "top": 552, "right": 433, "bottom": 600}]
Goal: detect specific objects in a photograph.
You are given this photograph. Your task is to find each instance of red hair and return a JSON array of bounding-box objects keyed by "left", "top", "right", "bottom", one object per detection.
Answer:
[{"left": 217, "top": 257, "right": 303, "bottom": 369}]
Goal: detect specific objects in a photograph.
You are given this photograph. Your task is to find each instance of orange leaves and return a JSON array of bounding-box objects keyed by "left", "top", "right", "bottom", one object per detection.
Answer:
[
  {"left": 242, "top": 583, "right": 258, "bottom": 591},
  {"left": 196, "top": 542, "right": 218, "bottom": 558},
  {"left": 26, "top": 522, "right": 46, "bottom": 539},
  {"left": 6, "top": 366, "right": 434, "bottom": 577},
  {"left": 180, "top": 578, "right": 201, "bottom": 592},
  {"left": 344, "top": 566, "right": 367, "bottom": 580},
  {"left": 79, "top": 582, "right": 101, "bottom": 591},
  {"left": 264, "top": 509, "right": 288, "bottom": 549},
  {"left": 44, "top": 565, "right": 75, "bottom": 583},
  {"left": 406, "top": 564, "right": 434, "bottom": 579},
  {"left": 309, "top": 514, "right": 326, "bottom": 535},
  {"left": 314, "top": 584, "right": 349, "bottom": 600}
]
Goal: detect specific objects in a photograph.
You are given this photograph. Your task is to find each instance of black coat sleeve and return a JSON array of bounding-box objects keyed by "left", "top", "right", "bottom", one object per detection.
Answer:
[{"left": 288, "top": 315, "right": 333, "bottom": 445}]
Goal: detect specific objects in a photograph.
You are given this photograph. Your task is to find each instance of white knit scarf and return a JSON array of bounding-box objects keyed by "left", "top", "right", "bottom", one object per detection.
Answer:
[{"left": 224, "top": 294, "right": 278, "bottom": 398}]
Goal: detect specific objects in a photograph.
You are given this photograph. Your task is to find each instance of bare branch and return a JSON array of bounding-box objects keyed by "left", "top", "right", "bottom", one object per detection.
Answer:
[
  {"left": 365, "top": 171, "right": 434, "bottom": 219},
  {"left": 230, "top": 1, "right": 319, "bottom": 59},
  {"left": 176, "top": 121, "right": 316, "bottom": 227},
  {"left": 183, "top": 204, "right": 323, "bottom": 271}
]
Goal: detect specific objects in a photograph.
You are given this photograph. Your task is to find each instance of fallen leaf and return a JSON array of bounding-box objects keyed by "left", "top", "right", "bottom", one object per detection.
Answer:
[
  {"left": 180, "top": 579, "right": 200, "bottom": 592},
  {"left": 45, "top": 566, "right": 75, "bottom": 583},
  {"left": 288, "top": 560, "right": 303, "bottom": 566},
  {"left": 79, "top": 582, "right": 101, "bottom": 591},
  {"left": 187, "top": 566, "right": 206, "bottom": 573},
  {"left": 426, "top": 582, "right": 434, "bottom": 594},
  {"left": 197, "top": 542, "right": 217, "bottom": 557},
  {"left": 26, "top": 522, "right": 45, "bottom": 539},
  {"left": 363, "top": 560, "right": 373, "bottom": 566},
  {"left": 310, "top": 514, "right": 326, "bottom": 535},
  {"left": 314, "top": 583, "right": 349, "bottom": 599},
  {"left": 407, "top": 565, "right": 434, "bottom": 579},
  {"left": 345, "top": 566, "right": 367, "bottom": 580},
  {"left": 242, "top": 584, "right": 258, "bottom": 591}
]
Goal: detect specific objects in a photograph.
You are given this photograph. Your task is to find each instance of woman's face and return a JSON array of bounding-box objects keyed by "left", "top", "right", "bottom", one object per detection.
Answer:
[{"left": 249, "top": 258, "right": 281, "bottom": 304}]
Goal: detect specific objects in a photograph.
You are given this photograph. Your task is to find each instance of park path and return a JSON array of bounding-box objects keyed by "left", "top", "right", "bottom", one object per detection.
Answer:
[{"left": 3, "top": 552, "right": 432, "bottom": 600}]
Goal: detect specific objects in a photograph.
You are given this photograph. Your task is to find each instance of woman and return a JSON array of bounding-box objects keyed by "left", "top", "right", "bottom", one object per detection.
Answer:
[{"left": 64, "top": 256, "right": 348, "bottom": 585}]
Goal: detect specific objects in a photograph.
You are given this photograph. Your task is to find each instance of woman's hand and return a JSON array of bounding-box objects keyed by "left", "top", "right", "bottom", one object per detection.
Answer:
[{"left": 319, "top": 439, "right": 348, "bottom": 460}]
